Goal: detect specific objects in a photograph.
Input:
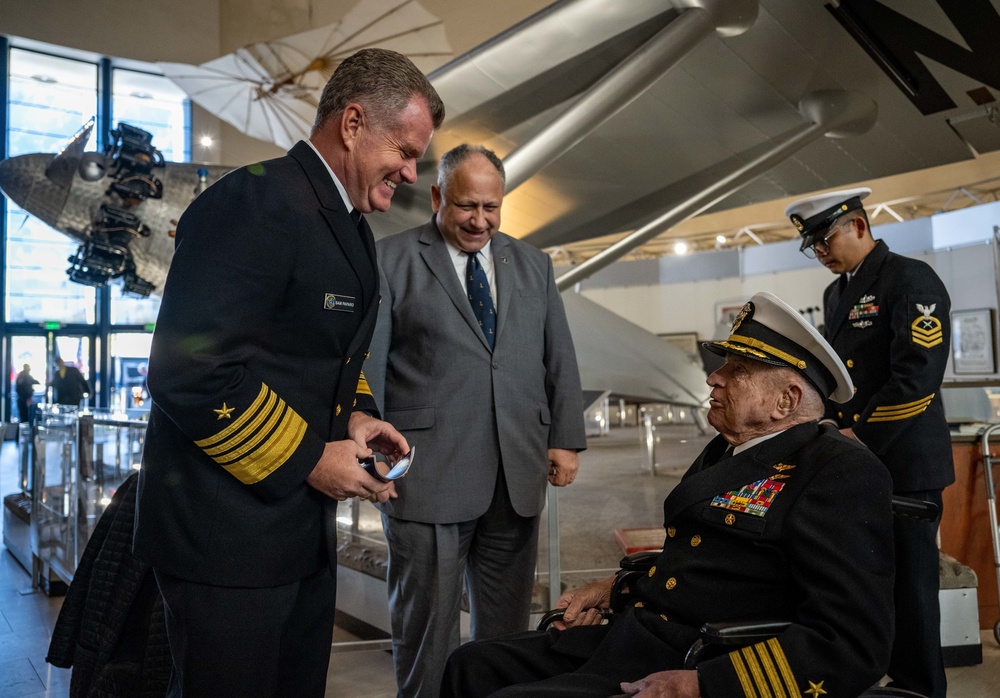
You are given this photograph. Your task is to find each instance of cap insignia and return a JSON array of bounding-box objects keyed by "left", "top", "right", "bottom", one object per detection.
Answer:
[
  {"left": 773, "top": 463, "right": 796, "bottom": 472},
  {"left": 790, "top": 214, "right": 804, "bottom": 232},
  {"left": 731, "top": 302, "right": 752, "bottom": 333},
  {"left": 213, "top": 402, "right": 234, "bottom": 420}
]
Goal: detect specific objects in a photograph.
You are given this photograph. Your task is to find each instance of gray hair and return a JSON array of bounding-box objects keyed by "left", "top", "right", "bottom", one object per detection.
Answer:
[
  {"left": 437, "top": 144, "right": 506, "bottom": 191},
  {"left": 312, "top": 48, "right": 445, "bottom": 133}
]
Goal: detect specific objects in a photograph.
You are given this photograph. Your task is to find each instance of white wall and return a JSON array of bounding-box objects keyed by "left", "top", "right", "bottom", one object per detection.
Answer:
[{"left": 578, "top": 200, "right": 1000, "bottom": 381}]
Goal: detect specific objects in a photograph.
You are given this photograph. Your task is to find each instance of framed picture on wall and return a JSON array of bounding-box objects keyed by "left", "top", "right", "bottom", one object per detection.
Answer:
[
  {"left": 658, "top": 332, "right": 700, "bottom": 359},
  {"left": 951, "top": 308, "right": 996, "bottom": 374}
]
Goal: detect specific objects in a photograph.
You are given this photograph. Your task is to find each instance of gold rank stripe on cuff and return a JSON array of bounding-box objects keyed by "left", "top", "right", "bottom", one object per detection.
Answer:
[
  {"left": 356, "top": 370, "right": 373, "bottom": 397},
  {"left": 193, "top": 383, "right": 307, "bottom": 485},
  {"left": 729, "top": 639, "right": 801, "bottom": 698},
  {"left": 868, "top": 394, "right": 935, "bottom": 423}
]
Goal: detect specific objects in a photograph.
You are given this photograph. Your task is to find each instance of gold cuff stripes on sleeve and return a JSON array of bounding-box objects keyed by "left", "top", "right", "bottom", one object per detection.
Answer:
[
  {"left": 867, "top": 394, "right": 934, "bottom": 423},
  {"left": 194, "top": 383, "right": 307, "bottom": 484}
]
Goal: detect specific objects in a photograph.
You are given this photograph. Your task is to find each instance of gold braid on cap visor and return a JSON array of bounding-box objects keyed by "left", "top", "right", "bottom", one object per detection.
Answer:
[{"left": 727, "top": 334, "right": 807, "bottom": 370}]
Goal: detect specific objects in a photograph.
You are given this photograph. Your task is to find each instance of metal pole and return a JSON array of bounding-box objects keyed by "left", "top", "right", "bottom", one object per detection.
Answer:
[
  {"left": 546, "top": 483, "right": 561, "bottom": 608},
  {"left": 503, "top": 0, "right": 757, "bottom": 192},
  {"left": 643, "top": 412, "right": 656, "bottom": 475},
  {"left": 555, "top": 90, "right": 877, "bottom": 290}
]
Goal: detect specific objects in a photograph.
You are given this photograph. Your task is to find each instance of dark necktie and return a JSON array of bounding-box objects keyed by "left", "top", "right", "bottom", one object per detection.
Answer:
[{"left": 466, "top": 252, "right": 496, "bottom": 349}]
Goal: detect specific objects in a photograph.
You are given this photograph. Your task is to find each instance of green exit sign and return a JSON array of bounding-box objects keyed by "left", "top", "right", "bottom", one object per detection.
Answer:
[
  {"left": 43, "top": 321, "right": 61, "bottom": 330},
  {"left": 144, "top": 323, "right": 156, "bottom": 332}
]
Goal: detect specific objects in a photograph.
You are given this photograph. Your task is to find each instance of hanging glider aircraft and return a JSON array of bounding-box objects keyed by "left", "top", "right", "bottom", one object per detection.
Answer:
[{"left": 2, "top": 0, "right": 1000, "bottom": 410}]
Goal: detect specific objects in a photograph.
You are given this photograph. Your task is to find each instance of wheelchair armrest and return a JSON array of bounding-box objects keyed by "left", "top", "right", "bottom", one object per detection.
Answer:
[
  {"left": 609, "top": 550, "right": 661, "bottom": 612},
  {"left": 890, "top": 495, "right": 940, "bottom": 522},
  {"left": 619, "top": 550, "right": 661, "bottom": 571},
  {"left": 683, "top": 621, "right": 792, "bottom": 669}
]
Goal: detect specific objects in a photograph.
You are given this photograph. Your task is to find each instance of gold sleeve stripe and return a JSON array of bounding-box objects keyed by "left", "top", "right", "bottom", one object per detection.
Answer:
[
  {"left": 766, "top": 638, "right": 801, "bottom": 697},
  {"left": 357, "top": 370, "right": 373, "bottom": 397},
  {"left": 871, "top": 401, "right": 932, "bottom": 417},
  {"left": 730, "top": 651, "right": 759, "bottom": 698},
  {"left": 741, "top": 646, "right": 774, "bottom": 698},
  {"left": 913, "top": 335, "right": 943, "bottom": 349},
  {"left": 223, "top": 404, "right": 307, "bottom": 484},
  {"left": 868, "top": 405, "right": 927, "bottom": 422},
  {"left": 213, "top": 398, "right": 286, "bottom": 465},
  {"left": 202, "top": 390, "right": 278, "bottom": 457},
  {"left": 729, "top": 334, "right": 807, "bottom": 370},
  {"left": 753, "top": 643, "right": 787, "bottom": 698},
  {"left": 195, "top": 384, "right": 269, "bottom": 448},
  {"left": 873, "top": 394, "right": 935, "bottom": 412}
]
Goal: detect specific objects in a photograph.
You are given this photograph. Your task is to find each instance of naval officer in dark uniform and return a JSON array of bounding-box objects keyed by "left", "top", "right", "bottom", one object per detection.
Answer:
[
  {"left": 788, "top": 188, "right": 954, "bottom": 698},
  {"left": 443, "top": 292, "right": 895, "bottom": 698},
  {"left": 133, "top": 49, "right": 444, "bottom": 697}
]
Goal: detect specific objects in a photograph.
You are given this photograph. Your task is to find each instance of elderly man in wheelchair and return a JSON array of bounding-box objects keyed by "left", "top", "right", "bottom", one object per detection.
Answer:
[{"left": 443, "top": 292, "right": 913, "bottom": 698}]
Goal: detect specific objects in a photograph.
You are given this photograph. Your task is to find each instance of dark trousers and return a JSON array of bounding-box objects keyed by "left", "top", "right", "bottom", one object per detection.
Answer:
[
  {"left": 886, "top": 489, "right": 947, "bottom": 698},
  {"left": 154, "top": 565, "right": 336, "bottom": 698},
  {"left": 442, "top": 611, "right": 685, "bottom": 698},
  {"left": 381, "top": 466, "right": 540, "bottom": 698}
]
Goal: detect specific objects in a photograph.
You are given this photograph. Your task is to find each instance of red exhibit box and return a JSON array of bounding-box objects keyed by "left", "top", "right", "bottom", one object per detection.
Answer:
[{"left": 614, "top": 527, "right": 665, "bottom": 555}]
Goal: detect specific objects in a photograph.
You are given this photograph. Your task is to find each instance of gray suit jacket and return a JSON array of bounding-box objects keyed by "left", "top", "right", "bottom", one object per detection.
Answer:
[{"left": 367, "top": 220, "right": 586, "bottom": 523}]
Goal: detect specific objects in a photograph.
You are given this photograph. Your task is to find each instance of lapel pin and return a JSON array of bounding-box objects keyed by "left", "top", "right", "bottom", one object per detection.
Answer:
[{"left": 500, "top": 256, "right": 509, "bottom": 264}]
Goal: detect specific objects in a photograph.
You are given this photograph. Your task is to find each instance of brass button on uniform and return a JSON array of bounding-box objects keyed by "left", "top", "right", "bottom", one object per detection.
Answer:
[
  {"left": 853, "top": 414, "right": 860, "bottom": 422},
  {"left": 837, "top": 411, "right": 843, "bottom": 419},
  {"left": 335, "top": 404, "right": 342, "bottom": 416},
  {"left": 725, "top": 514, "right": 735, "bottom": 526},
  {"left": 667, "top": 526, "right": 676, "bottom": 538},
  {"left": 853, "top": 387, "right": 857, "bottom": 394},
  {"left": 635, "top": 601, "right": 645, "bottom": 608},
  {"left": 846, "top": 358, "right": 854, "bottom": 368},
  {"left": 647, "top": 566, "right": 656, "bottom": 578},
  {"left": 665, "top": 577, "right": 677, "bottom": 590},
  {"left": 690, "top": 535, "right": 702, "bottom": 547}
]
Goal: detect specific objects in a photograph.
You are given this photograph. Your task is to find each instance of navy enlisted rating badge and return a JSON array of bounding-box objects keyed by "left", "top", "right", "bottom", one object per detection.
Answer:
[{"left": 911, "top": 303, "right": 943, "bottom": 348}]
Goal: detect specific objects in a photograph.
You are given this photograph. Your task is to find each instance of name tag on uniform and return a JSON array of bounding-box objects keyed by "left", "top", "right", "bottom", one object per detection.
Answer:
[{"left": 324, "top": 293, "right": 356, "bottom": 312}]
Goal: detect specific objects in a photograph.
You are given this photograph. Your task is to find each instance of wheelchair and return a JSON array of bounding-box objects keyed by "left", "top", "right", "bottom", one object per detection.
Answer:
[{"left": 537, "top": 495, "right": 938, "bottom": 698}]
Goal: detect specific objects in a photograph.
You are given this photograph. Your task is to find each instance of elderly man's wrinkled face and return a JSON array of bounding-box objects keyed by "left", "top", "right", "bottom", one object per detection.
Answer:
[{"left": 706, "top": 355, "right": 783, "bottom": 442}]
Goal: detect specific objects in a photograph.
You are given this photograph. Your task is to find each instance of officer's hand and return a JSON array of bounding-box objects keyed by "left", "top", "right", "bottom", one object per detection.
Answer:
[
  {"left": 348, "top": 412, "right": 409, "bottom": 463},
  {"left": 553, "top": 576, "right": 613, "bottom": 629},
  {"left": 620, "top": 670, "right": 700, "bottom": 697},
  {"left": 307, "top": 439, "right": 397, "bottom": 502},
  {"left": 548, "top": 448, "right": 579, "bottom": 487}
]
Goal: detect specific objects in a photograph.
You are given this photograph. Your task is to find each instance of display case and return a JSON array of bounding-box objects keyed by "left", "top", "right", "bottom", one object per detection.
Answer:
[{"left": 29, "top": 406, "right": 146, "bottom": 592}]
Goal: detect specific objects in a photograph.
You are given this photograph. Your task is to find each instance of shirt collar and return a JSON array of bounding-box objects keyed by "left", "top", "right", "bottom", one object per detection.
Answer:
[
  {"left": 444, "top": 237, "right": 492, "bottom": 263},
  {"left": 304, "top": 139, "right": 353, "bottom": 214},
  {"left": 732, "top": 428, "right": 786, "bottom": 456}
]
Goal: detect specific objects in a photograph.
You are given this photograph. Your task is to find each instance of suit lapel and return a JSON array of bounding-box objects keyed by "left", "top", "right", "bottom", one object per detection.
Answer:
[
  {"left": 417, "top": 222, "right": 492, "bottom": 349},
  {"left": 662, "top": 423, "right": 819, "bottom": 523},
  {"left": 289, "top": 142, "right": 376, "bottom": 302},
  {"left": 826, "top": 240, "right": 889, "bottom": 343},
  {"left": 492, "top": 234, "right": 514, "bottom": 344}
]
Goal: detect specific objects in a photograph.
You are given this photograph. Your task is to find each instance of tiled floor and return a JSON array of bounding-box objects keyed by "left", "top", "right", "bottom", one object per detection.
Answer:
[{"left": 2, "top": 427, "right": 999, "bottom": 697}]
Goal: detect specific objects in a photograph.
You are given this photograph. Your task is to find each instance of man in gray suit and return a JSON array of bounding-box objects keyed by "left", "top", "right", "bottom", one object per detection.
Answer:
[{"left": 368, "top": 144, "right": 587, "bottom": 697}]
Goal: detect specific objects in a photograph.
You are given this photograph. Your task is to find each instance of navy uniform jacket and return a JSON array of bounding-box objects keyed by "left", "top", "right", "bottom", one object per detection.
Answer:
[
  {"left": 133, "top": 142, "right": 379, "bottom": 588},
  {"left": 822, "top": 240, "right": 955, "bottom": 492},
  {"left": 595, "top": 423, "right": 893, "bottom": 698}
]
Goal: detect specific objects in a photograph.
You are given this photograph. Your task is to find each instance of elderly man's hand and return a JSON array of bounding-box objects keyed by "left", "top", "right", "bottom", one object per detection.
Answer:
[
  {"left": 552, "top": 575, "right": 613, "bottom": 630},
  {"left": 548, "top": 448, "right": 579, "bottom": 486},
  {"left": 620, "top": 670, "right": 700, "bottom": 697}
]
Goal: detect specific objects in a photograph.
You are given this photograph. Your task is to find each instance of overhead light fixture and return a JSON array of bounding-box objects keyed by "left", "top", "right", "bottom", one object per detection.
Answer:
[
  {"left": 199, "top": 135, "right": 214, "bottom": 148},
  {"left": 716, "top": 235, "right": 726, "bottom": 244},
  {"left": 673, "top": 240, "right": 689, "bottom": 255}
]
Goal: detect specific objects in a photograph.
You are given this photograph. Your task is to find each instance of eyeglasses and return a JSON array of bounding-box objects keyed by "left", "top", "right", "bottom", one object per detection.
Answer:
[{"left": 801, "top": 222, "right": 846, "bottom": 259}]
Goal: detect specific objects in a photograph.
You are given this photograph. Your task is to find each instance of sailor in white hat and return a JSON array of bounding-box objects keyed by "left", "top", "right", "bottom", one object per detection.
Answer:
[{"left": 786, "top": 187, "right": 954, "bottom": 698}]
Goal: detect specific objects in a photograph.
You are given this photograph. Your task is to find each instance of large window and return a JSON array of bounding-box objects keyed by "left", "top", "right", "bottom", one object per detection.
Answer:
[
  {"left": 5, "top": 48, "right": 98, "bottom": 324},
  {"left": 2, "top": 40, "right": 190, "bottom": 415}
]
